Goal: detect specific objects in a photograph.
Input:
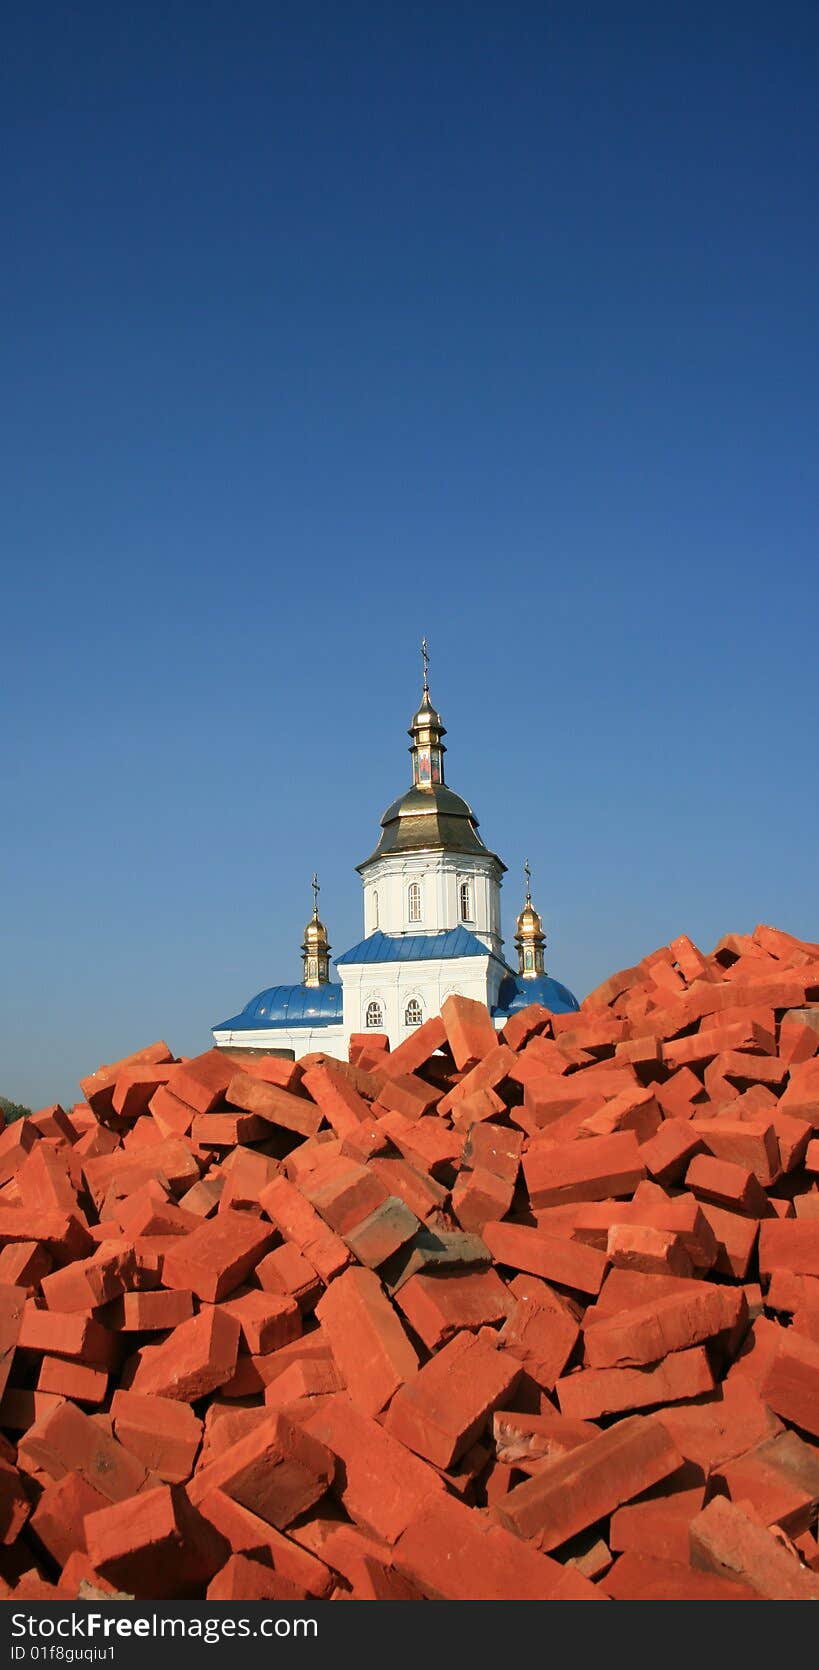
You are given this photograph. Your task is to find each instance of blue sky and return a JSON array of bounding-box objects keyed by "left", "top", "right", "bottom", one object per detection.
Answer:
[{"left": 1, "top": 2, "right": 817, "bottom": 1107}]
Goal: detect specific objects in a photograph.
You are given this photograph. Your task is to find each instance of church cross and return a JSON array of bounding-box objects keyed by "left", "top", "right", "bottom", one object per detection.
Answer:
[
  {"left": 421, "top": 636, "right": 429, "bottom": 691},
  {"left": 311, "top": 873, "right": 320, "bottom": 915}
]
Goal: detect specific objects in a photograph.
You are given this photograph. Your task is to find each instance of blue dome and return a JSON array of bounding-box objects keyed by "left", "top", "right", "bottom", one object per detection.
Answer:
[
  {"left": 215, "top": 982, "right": 343, "bottom": 1032},
  {"left": 493, "top": 972, "right": 579, "bottom": 1018}
]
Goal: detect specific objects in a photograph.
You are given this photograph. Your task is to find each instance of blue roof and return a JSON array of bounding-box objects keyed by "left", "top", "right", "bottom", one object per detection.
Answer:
[
  {"left": 335, "top": 927, "right": 493, "bottom": 966},
  {"left": 215, "top": 982, "right": 343, "bottom": 1032},
  {"left": 493, "top": 972, "right": 580, "bottom": 1018}
]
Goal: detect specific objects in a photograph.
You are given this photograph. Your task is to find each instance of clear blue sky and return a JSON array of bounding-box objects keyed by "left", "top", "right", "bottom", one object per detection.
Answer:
[{"left": 1, "top": 2, "right": 817, "bottom": 1108}]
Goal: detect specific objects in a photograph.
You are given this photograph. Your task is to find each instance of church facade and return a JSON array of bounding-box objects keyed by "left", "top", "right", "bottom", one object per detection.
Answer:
[{"left": 212, "top": 653, "right": 579, "bottom": 1058}]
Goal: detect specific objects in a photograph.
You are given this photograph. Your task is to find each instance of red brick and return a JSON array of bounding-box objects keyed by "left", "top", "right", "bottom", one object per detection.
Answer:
[
  {"left": 0, "top": 1242, "right": 52, "bottom": 1291},
  {"left": 342, "top": 1196, "right": 420, "bottom": 1269},
  {"left": 394, "top": 1268, "right": 513, "bottom": 1349},
  {"left": 221, "top": 1289, "right": 301, "bottom": 1354},
  {"left": 664, "top": 1020, "right": 772, "bottom": 1070},
  {"left": 196, "top": 1488, "right": 332, "bottom": 1596},
  {"left": 263, "top": 1356, "right": 342, "bottom": 1408},
  {"left": 301, "top": 1153, "right": 389, "bottom": 1234},
  {"left": 205, "top": 1554, "right": 306, "bottom": 1601},
  {"left": 605, "top": 1222, "right": 694, "bottom": 1278},
  {"left": 584, "top": 1284, "right": 745, "bottom": 1369},
  {"left": 655, "top": 1376, "right": 782, "bottom": 1476},
  {"left": 440, "top": 994, "right": 497, "bottom": 1072},
  {"left": 239, "top": 1054, "right": 303, "bottom": 1091},
  {"left": 86, "top": 1483, "right": 229, "bottom": 1598},
  {"left": 375, "top": 1110, "right": 462, "bottom": 1177},
  {"left": 41, "top": 1249, "right": 126, "bottom": 1313},
  {"left": 109, "top": 1390, "right": 201, "bottom": 1482},
  {"left": 451, "top": 1166, "right": 514, "bottom": 1232},
  {"left": 377, "top": 1016, "right": 448, "bottom": 1080},
  {"left": 698, "top": 1200, "right": 759, "bottom": 1280},
  {"left": 300, "top": 1064, "right": 371, "bottom": 1138},
  {"left": 766, "top": 1269, "right": 819, "bottom": 1312},
  {"left": 497, "top": 1275, "right": 580, "bottom": 1390},
  {"left": 500, "top": 1003, "right": 552, "bottom": 1052},
  {"left": 393, "top": 1493, "right": 590, "bottom": 1600},
  {"left": 82, "top": 1142, "right": 199, "bottom": 1211},
  {"left": 80, "top": 1042, "right": 173, "bottom": 1118},
  {"left": 449, "top": 1085, "right": 507, "bottom": 1133},
  {"left": 436, "top": 1045, "right": 517, "bottom": 1117},
  {"left": 654, "top": 1066, "right": 707, "bottom": 1121},
  {"left": 685, "top": 1152, "right": 770, "bottom": 1217},
  {"left": 148, "top": 1084, "right": 196, "bottom": 1138},
  {"left": 522, "top": 1073, "right": 596, "bottom": 1126},
  {"left": 187, "top": 1410, "right": 334, "bottom": 1527},
  {"left": 131, "top": 1307, "right": 240, "bottom": 1401},
  {"left": 191, "top": 1111, "right": 270, "bottom": 1146},
  {"left": 573, "top": 1192, "right": 718, "bottom": 1270},
  {"left": 224, "top": 1069, "right": 320, "bottom": 1138},
  {"left": 112, "top": 1064, "right": 175, "bottom": 1120},
  {"left": 37, "top": 1357, "right": 108, "bottom": 1405},
  {"left": 482, "top": 1220, "right": 607, "bottom": 1296},
  {"left": 301, "top": 1395, "right": 445, "bottom": 1543},
  {"left": 17, "top": 1399, "right": 150, "bottom": 1501},
  {"left": 779, "top": 1020, "right": 819, "bottom": 1066},
  {"left": 609, "top": 1486, "right": 705, "bottom": 1566},
  {"left": 758, "top": 1218, "right": 819, "bottom": 1279},
  {"left": 493, "top": 1413, "right": 683, "bottom": 1551},
  {"left": 367, "top": 1156, "right": 448, "bottom": 1221},
  {"left": 161, "top": 1211, "right": 273, "bottom": 1303},
  {"left": 690, "top": 1495, "right": 819, "bottom": 1599},
  {"left": 602, "top": 1549, "right": 757, "bottom": 1601},
  {"left": 0, "top": 1208, "right": 93, "bottom": 1266},
  {"left": 17, "top": 1304, "right": 117, "bottom": 1368},
  {"left": 0, "top": 1117, "right": 40, "bottom": 1186},
  {"left": 386, "top": 1330, "right": 521, "bottom": 1469},
  {"left": 0, "top": 1455, "right": 31, "bottom": 1545},
  {"left": 492, "top": 1407, "right": 598, "bottom": 1468},
  {"left": 29, "top": 1470, "right": 108, "bottom": 1567},
  {"left": 557, "top": 1345, "right": 714, "bottom": 1419},
  {"left": 374, "top": 1072, "right": 442, "bottom": 1120},
  {"left": 716, "top": 1430, "right": 819, "bottom": 1535},
  {"left": 256, "top": 1243, "right": 322, "bottom": 1310},
  {"left": 315, "top": 1267, "right": 418, "bottom": 1414},
  {"left": 0, "top": 1284, "right": 27, "bottom": 1404},
  {"left": 260, "top": 1175, "right": 350, "bottom": 1282},
  {"left": 18, "top": 1143, "right": 78, "bottom": 1213},
  {"left": 758, "top": 1327, "right": 819, "bottom": 1437},
  {"left": 115, "top": 1289, "right": 194, "bottom": 1332},
  {"left": 578, "top": 1086, "right": 662, "bottom": 1143},
  {"left": 523, "top": 1131, "right": 645, "bottom": 1208},
  {"left": 690, "top": 1117, "right": 781, "bottom": 1186}
]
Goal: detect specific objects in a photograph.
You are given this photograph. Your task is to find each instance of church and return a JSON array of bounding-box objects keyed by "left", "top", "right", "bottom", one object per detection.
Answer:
[{"left": 212, "top": 647, "right": 579, "bottom": 1058}]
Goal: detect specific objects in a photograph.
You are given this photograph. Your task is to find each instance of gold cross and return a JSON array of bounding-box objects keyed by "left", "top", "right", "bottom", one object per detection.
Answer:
[
  {"left": 311, "top": 873, "right": 320, "bottom": 914},
  {"left": 524, "top": 858, "right": 531, "bottom": 903},
  {"left": 421, "top": 636, "right": 429, "bottom": 691}
]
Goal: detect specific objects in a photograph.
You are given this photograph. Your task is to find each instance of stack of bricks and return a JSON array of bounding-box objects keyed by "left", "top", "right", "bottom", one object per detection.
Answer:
[{"left": 0, "top": 921, "right": 818, "bottom": 1600}]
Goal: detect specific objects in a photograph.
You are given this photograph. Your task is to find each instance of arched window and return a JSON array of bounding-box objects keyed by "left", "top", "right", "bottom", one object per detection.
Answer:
[
  {"left": 459, "top": 880, "right": 472, "bottom": 921},
  {"left": 407, "top": 881, "right": 422, "bottom": 923},
  {"left": 372, "top": 889, "right": 379, "bottom": 929},
  {"left": 404, "top": 998, "right": 422, "bottom": 1028},
  {"left": 365, "top": 1000, "right": 384, "bottom": 1028}
]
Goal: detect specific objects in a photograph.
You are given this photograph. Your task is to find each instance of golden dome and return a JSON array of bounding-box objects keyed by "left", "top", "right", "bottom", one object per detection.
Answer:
[
  {"left": 301, "top": 875, "right": 331, "bottom": 987},
  {"left": 515, "top": 861, "right": 546, "bottom": 978}
]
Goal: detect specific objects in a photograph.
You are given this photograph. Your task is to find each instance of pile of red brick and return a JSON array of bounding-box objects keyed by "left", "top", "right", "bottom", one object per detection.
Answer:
[{"left": 1, "top": 923, "right": 818, "bottom": 1602}]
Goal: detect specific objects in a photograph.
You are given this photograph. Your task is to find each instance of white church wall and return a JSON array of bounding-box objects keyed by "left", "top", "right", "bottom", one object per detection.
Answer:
[
  {"left": 362, "top": 850, "right": 503, "bottom": 955},
  {"left": 338, "top": 951, "right": 506, "bottom": 1047}
]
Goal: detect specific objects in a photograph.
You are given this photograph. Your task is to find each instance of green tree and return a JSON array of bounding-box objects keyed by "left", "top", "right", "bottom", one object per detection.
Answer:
[{"left": 0, "top": 1095, "right": 32, "bottom": 1124}]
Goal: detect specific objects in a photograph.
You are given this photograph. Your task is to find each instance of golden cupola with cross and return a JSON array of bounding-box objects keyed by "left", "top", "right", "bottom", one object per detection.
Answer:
[
  {"left": 301, "top": 875, "right": 331, "bottom": 987},
  {"left": 515, "top": 860, "right": 547, "bottom": 979}
]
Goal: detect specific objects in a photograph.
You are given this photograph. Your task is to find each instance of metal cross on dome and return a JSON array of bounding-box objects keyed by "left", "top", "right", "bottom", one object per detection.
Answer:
[
  {"left": 311, "top": 873, "right": 320, "bottom": 914},
  {"left": 421, "top": 636, "right": 430, "bottom": 692},
  {"left": 524, "top": 858, "right": 532, "bottom": 903}
]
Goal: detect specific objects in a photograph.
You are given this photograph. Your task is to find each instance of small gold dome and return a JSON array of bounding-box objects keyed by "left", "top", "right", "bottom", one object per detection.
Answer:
[
  {"left": 302, "top": 875, "right": 331, "bottom": 987},
  {"left": 515, "top": 861, "right": 547, "bottom": 978}
]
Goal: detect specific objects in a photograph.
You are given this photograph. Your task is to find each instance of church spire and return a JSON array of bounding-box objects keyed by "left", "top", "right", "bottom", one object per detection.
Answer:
[
  {"left": 301, "top": 873, "right": 331, "bottom": 987},
  {"left": 515, "top": 859, "right": 547, "bottom": 978},
  {"left": 408, "top": 637, "right": 447, "bottom": 789}
]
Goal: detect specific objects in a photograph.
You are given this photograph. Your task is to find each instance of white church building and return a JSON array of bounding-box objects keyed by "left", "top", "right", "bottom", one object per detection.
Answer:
[{"left": 212, "top": 651, "right": 578, "bottom": 1058}]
